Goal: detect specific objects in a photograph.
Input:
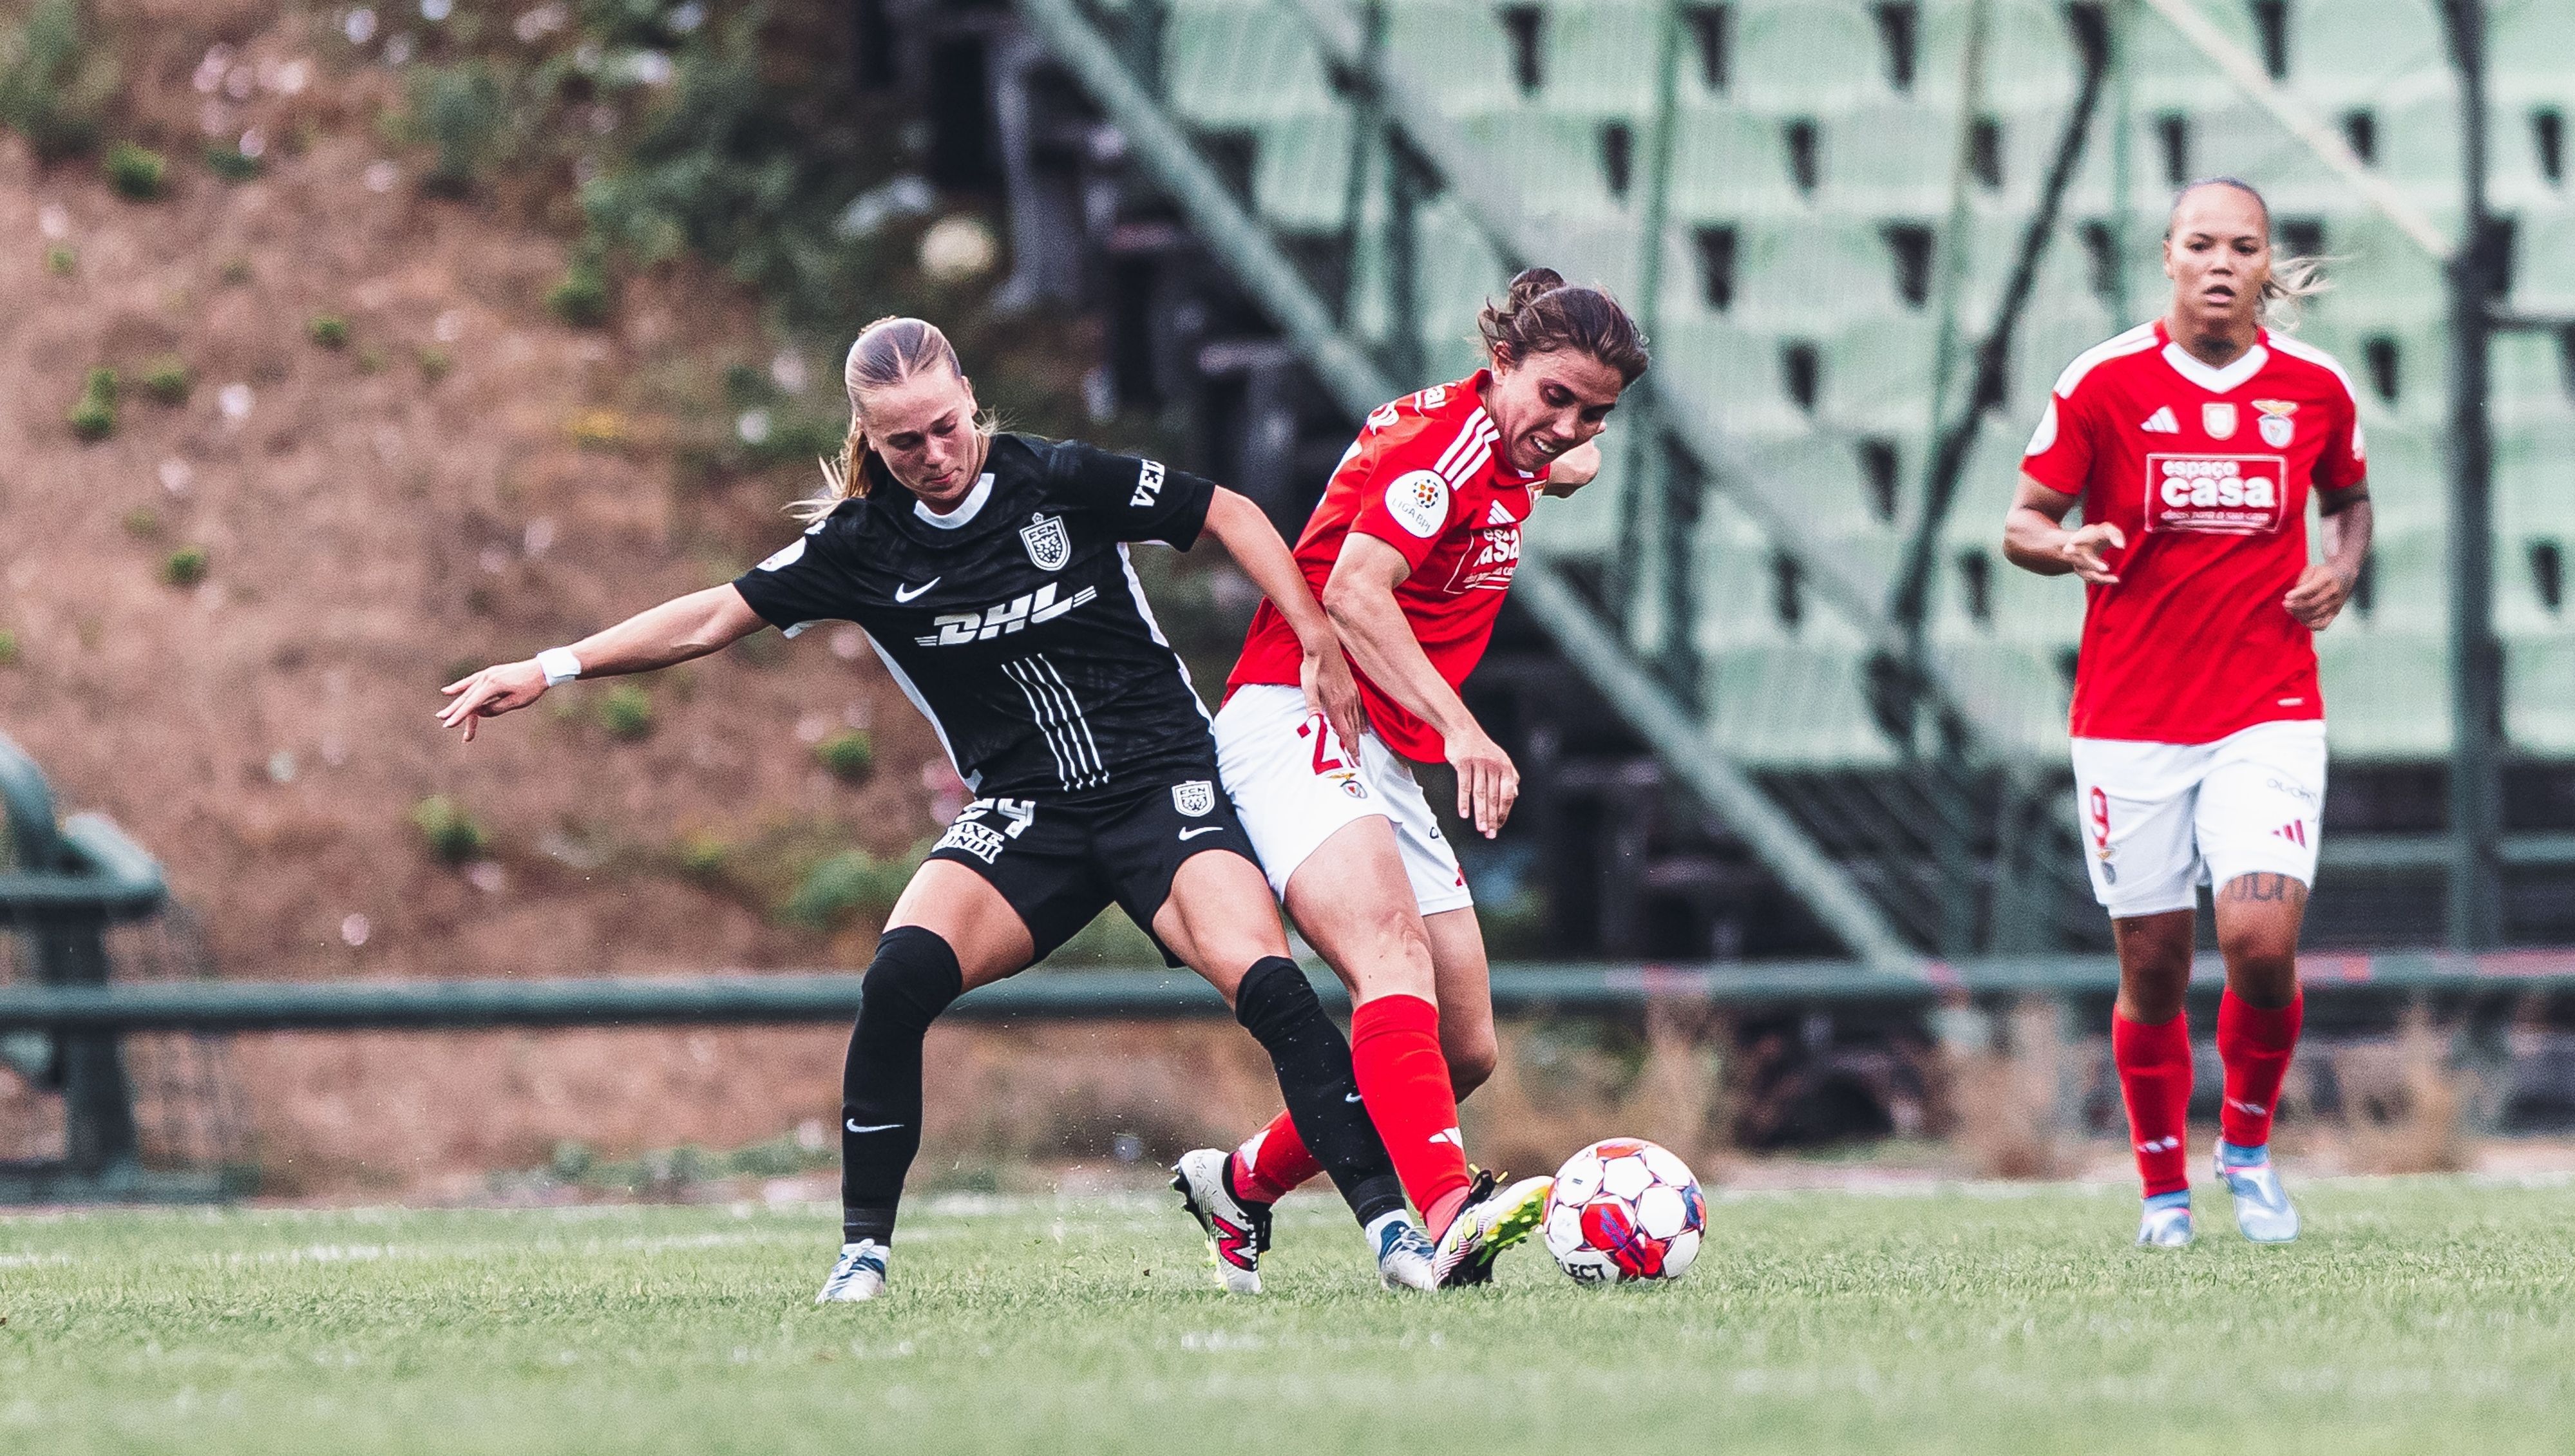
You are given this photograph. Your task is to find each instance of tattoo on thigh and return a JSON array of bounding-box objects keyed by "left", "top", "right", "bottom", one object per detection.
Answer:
[{"left": 2218, "top": 873, "right": 2306, "bottom": 907}]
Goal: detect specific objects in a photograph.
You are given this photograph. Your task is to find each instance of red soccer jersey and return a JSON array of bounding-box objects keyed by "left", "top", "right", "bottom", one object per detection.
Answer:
[
  {"left": 1228, "top": 370, "right": 1544, "bottom": 763},
  {"left": 2022, "top": 320, "right": 2368, "bottom": 744}
]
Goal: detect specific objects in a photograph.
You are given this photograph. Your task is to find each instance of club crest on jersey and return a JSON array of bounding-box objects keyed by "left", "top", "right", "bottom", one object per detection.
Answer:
[
  {"left": 2254, "top": 399, "right": 2298, "bottom": 448},
  {"left": 1171, "top": 780, "right": 1216, "bottom": 817},
  {"left": 2202, "top": 402, "right": 2239, "bottom": 440},
  {"left": 1020, "top": 512, "right": 1071, "bottom": 571}
]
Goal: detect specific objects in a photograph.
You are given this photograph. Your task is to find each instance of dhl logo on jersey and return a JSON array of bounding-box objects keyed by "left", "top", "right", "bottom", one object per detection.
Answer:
[{"left": 2143, "top": 453, "right": 2289, "bottom": 536}]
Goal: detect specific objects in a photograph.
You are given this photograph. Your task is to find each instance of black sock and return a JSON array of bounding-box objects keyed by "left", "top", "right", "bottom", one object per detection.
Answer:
[
  {"left": 1233, "top": 956, "right": 1406, "bottom": 1227},
  {"left": 840, "top": 925, "right": 964, "bottom": 1246}
]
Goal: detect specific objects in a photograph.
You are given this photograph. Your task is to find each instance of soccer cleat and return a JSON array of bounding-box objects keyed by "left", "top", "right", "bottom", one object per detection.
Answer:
[
  {"left": 1429, "top": 1170, "right": 1553, "bottom": 1288},
  {"left": 2135, "top": 1203, "right": 2195, "bottom": 1249},
  {"left": 2214, "top": 1151, "right": 2300, "bottom": 1243},
  {"left": 1171, "top": 1148, "right": 1271, "bottom": 1295},
  {"left": 1371, "top": 1212, "right": 1438, "bottom": 1292},
  {"left": 815, "top": 1240, "right": 889, "bottom": 1302}
]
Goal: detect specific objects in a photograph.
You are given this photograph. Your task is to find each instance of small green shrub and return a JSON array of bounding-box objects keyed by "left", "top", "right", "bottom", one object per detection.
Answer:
[
  {"left": 308, "top": 315, "right": 350, "bottom": 349},
  {"left": 0, "top": 631, "right": 19, "bottom": 667},
  {"left": 406, "top": 61, "right": 506, "bottom": 196},
  {"left": 547, "top": 256, "right": 613, "bottom": 327},
  {"left": 0, "top": 0, "right": 116, "bottom": 162},
  {"left": 102, "top": 140, "right": 165, "bottom": 200},
  {"left": 218, "top": 257, "right": 251, "bottom": 285},
  {"left": 140, "top": 355, "right": 189, "bottom": 404},
  {"left": 784, "top": 849, "right": 910, "bottom": 931},
  {"left": 66, "top": 366, "right": 115, "bottom": 441},
  {"left": 813, "top": 729, "right": 875, "bottom": 783},
  {"left": 202, "top": 143, "right": 261, "bottom": 180},
  {"left": 674, "top": 832, "right": 730, "bottom": 882},
  {"left": 160, "top": 547, "right": 207, "bottom": 587},
  {"left": 44, "top": 246, "right": 74, "bottom": 276},
  {"left": 67, "top": 393, "right": 113, "bottom": 441},
  {"left": 410, "top": 795, "right": 488, "bottom": 865},
  {"left": 356, "top": 346, "right": 386, "bottom": 375},
  {"left": 417, "top": 346, "right": 454, "bottom": 383},
  {"left": 120, "top": 506, "right": 159, "bottom": 538},
  {"left": 596, "top": 683, "right": 654, "bottom": 740}
]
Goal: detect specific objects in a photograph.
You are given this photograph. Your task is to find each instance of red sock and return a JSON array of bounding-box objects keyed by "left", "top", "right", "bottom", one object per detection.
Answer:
[
  {"left": 1351, "top": 994, "right": 1472, "bottom": 1232},
  {"left": 2112, "top": 1008, "right": 2193, "bottom": 1198},
  {"left": 1229, "top": 1110, "right": 1320, "bottom": 1205},
  {"left": 2217, "top": 988, "right": 2303, "bottom": 1151}
]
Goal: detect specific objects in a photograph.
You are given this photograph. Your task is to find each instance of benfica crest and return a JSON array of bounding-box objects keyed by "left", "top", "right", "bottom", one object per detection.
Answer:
[
  {"left": 2254, "top": 399, "right": 2298, "bottom": 448},
  {"left": 1171, "top": 780, "right": 1216, "bottom": 817},
  {"left": 1020, "top": 513, "right": 1071, "bottom": 571}
]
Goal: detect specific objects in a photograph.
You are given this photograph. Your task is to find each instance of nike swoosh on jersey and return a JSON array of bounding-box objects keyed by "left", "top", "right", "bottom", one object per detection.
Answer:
[
  {"left": 1177, "top": 826, "right": 1225, "bottom": 840},
  {"left": 893, "top": 578, "right": 940, "bottom": 603}
]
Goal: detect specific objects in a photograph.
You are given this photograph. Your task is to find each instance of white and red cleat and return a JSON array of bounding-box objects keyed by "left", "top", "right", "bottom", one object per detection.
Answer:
[{"left": 1172, "top": 1148, "right": 1272, "bottom": 1295}]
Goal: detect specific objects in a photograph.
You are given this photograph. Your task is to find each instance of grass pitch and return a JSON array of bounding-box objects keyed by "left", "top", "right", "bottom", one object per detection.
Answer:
[{"left": 5, "top": 1177, "right": 2574, "bottom": 1455}]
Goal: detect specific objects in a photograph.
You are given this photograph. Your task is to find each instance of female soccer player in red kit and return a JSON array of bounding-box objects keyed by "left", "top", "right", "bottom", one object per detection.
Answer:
[
  {"left": 2007, "top": 178, "right": 2373, "bottom": 1247},
  {"left": 1172, "top": 269, "right": 1647, "bottom": 1291}
]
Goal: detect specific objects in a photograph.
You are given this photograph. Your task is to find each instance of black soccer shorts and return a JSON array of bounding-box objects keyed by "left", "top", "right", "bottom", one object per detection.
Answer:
[{"left": 924, "top": 771, "right": 1260, "bottom": 966}]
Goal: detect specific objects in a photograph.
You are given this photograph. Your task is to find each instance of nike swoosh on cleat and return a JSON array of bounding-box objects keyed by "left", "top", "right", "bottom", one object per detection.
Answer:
[
  {"left": 893, "top": 578, "right": 940, "bottom": 603},
  {"left": 1177, "top": 826, "right": 1224, "bottom": 840},
  {"left": 846, "top": 1120, "right": 904, "bottom": 1133}
]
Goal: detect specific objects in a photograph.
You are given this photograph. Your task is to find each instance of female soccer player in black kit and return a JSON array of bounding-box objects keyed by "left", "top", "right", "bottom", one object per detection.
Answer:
[{"left": 438, "top": 317, "right": 1427, "bottom": 1301}]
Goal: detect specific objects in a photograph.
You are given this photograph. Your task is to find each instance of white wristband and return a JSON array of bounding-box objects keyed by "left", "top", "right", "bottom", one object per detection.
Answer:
[{"left": 535, "top": 647, "right": 584, "bottom": 686}]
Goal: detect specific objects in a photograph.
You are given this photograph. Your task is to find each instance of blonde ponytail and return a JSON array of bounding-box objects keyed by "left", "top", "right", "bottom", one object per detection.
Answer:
[{"left": 2259, "top": 252, "right": 2332, "bottom": 332}]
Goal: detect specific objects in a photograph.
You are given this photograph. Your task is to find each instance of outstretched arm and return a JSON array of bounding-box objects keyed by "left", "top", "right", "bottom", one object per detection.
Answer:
[
  {"left": 2004, "top": 474, "right": 2125, "bottom": 585},
  {"left": 1322, "top": 534, "right": 1517, "bottom": 838},
  {"left": 1199, "top": 487, "right": 1365, "bottom": 752},
  {"left": 435, "top": 585, "right": 765, "bottom": 742}
]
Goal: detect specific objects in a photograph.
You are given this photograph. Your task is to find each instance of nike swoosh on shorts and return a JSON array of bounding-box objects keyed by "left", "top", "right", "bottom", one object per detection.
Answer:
[
  {"left": 846, "top": 1120, "right": 904, "bottom": 1134},
  {"left": 894, "top": 578, "right": 940, "bottom": 602},
  {"left": 1178, "top": 826, "right": 1224, "bottom": 840}
]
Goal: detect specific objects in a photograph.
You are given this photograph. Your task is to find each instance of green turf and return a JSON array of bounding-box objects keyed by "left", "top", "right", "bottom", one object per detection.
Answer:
[{"left": 5, "top": 1176, "right": 2574, "bottom": 1454}]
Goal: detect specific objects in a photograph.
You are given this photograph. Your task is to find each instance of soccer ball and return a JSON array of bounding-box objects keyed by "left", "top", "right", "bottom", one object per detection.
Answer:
[{"left": 1541, "top": 1137, "right": 1706, "bottom": 1284}]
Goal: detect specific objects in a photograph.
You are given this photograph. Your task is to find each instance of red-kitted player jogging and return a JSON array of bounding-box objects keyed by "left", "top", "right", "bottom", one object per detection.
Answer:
[{"left": 2006, "top": 178, "right": 2375, "bottom": 1248}]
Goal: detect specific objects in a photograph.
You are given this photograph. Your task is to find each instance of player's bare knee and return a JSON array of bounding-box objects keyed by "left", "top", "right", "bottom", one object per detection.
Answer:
[{"left": 1446, "top": 1034, "right": 1498, "bottom": 1097}]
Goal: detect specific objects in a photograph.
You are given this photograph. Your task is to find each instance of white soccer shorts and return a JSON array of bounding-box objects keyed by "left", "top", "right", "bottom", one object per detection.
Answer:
[
  {"left": 1211, "top": 683, "right": 1473, "bottom": 916},
  {"left": 2069, "top": 719, "right": 2328, "bottom": 918}
]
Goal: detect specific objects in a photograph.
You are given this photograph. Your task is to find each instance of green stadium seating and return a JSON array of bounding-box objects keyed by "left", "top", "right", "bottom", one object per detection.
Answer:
[
  {"left": 1384, "top": 1, "right": 1519, "bottom": 117},
  {"left": 1541, "top": 0, "right": 1665, "bottom": 118},
  {"left": 2507, "top": 633, "right": 2575, "bottom": 754},
  {"left": 1163, "top": 1, "right": 1332, "bottom": 126},
  {"left": 1731, "top": 1, "right": 1886, "bottom": 116},
  {"left": 2283, "top": 0, "right": 2452, "bottom": 109},
  {"left": 2317, "top": 630, "right": 2451, "bottom": 759},
  {"left": 1147, "top": 0, "right": 2553, "bottom": 770}
]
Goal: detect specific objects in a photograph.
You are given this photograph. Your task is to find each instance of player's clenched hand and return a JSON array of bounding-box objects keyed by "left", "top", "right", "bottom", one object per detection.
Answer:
[
  {"left": 2284, "top": 561, "right": 2354, "bottom": 630},
  {"left": 1541, "top": 439, "right": 1602, "bottom": 497},
  {"left": 1448, "top": 723, "right": 1519, "bottom": 839},
  {"left": 1300, "top": 647, "right": 1367, "bottom": 760},
  {"left": 437, "top": 661, "right": 548, "bottom": 743},
  {"left": 2059, "top": 522, "right": 2126, "bottom": 585}
]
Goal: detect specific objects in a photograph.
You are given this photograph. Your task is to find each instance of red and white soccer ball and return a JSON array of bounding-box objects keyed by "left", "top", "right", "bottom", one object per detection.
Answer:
[{"left": 1542, "top": 1137, "right": 1706, "bottom": 1284}]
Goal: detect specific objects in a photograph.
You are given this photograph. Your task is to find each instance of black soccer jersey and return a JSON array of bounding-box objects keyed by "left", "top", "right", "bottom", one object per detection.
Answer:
[{"left": 732, "top": 433, "right": 1224, "bottom": 799}]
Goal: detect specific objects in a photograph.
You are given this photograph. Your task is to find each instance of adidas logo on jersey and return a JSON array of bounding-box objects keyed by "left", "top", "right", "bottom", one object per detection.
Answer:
[
  {"left": 2140, "top": 406, "right": 2180, "bottom": 433},
  {"left": 1486, "top": 500, "right": 1515, "bottom": 525},
  {"left": 916, "top": 581, "right": 1097, "bottom": 646},
  {"left": 1130, "top": 459, "right": 1165, "bottom": 508}
]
